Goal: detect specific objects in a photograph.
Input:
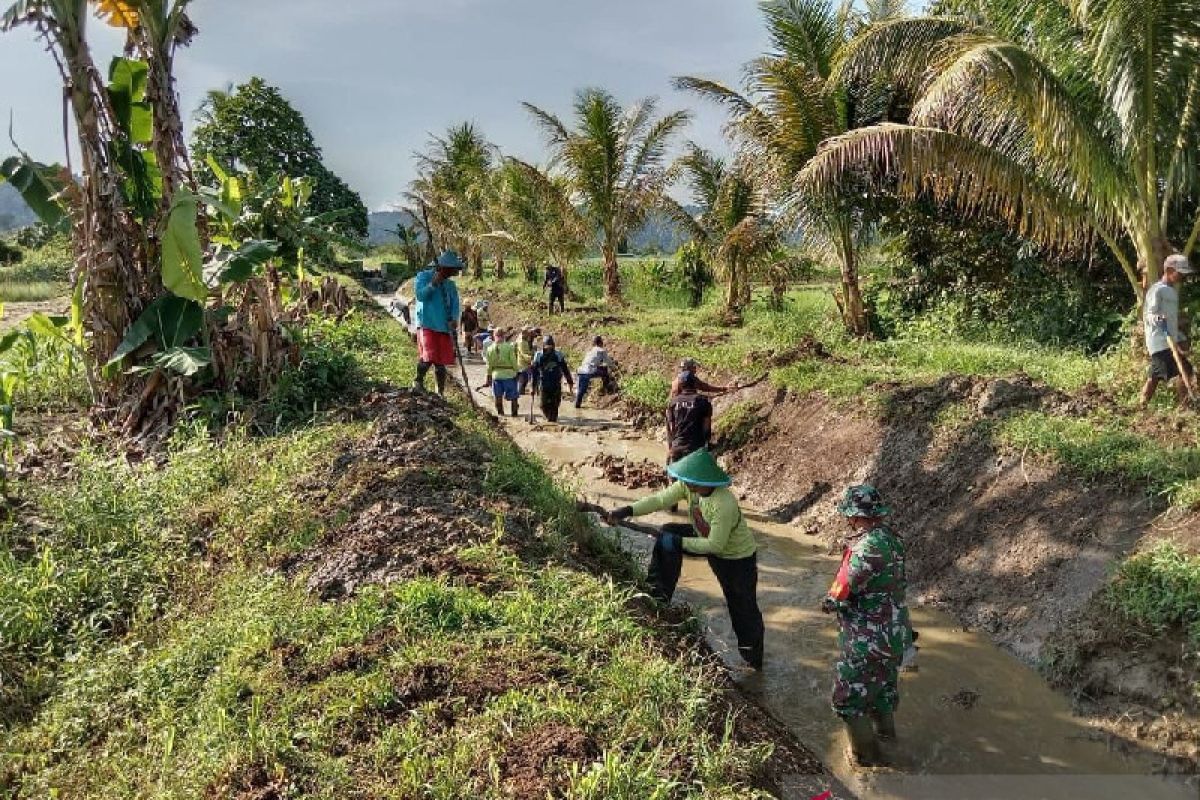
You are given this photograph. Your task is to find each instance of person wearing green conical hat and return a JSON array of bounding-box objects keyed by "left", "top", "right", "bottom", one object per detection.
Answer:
[
  {"left": 821, "top": 484, "right": 913, "bottom": 767},
  {"left": 607, "top": 449, "right": 764, "bottom": 670}
]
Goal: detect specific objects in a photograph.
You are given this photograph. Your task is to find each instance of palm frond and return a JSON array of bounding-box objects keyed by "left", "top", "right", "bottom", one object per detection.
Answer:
[
  {"left": 908, "top": 35, "right": 1127, "bottom": 216},
  {"left": 521, "top": 101, "right": 571, "bottom": 146},
  {"left": 794, "top": 123, "right": 1093, "bottom": 250},
  {"left": 760, "top": 0, "right": 843, "bottom": 78}
]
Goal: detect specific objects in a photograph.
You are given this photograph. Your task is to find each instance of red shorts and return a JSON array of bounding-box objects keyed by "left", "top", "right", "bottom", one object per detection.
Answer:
[{"left": 417, "top": 329, "right": 455, "bottom": 366}]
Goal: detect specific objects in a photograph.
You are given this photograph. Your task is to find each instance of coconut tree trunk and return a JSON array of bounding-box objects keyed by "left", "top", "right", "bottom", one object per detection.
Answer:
[
  {"left": 470, "top": 244, "right": 484, "bottom": 279},
  {"left": 835, "top": 219, "right": 869, "bottom": 337},
  {"left": 602, "top": 241, "right": 622, "bottom": 300}
]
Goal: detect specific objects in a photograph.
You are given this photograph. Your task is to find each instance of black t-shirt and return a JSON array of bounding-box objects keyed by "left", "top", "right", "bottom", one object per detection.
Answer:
[
  {"left": 545, "top": 266, "right": 564, "bottom": 292},
  {"left": 667, "top": 393, "right": 712, "bottom": 455}
]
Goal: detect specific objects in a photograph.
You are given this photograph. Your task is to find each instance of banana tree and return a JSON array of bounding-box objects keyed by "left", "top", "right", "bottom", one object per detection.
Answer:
[{"left": 794, "top": 0, "right": 1200, "bottom": 301}]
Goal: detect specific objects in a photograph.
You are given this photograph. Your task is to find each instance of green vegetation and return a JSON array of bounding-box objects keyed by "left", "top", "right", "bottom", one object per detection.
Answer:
[
  {"left": 998, "top": 412, "right": 1200, "bottom": 508},
  {"left": 620, "top": 372, "right": 671, "bottom": 414},
  {"left": 714, "top": 401, "right": 764, "bottom": 453},
  {"left": 0, "top": 302, "right": 779, "bottom": 796},
  {"left": 1108, "top": 543, "right": 1200, "bottom": 646},
  {"left": 193, "top": 77, "right": 369, "bottom": 238}
]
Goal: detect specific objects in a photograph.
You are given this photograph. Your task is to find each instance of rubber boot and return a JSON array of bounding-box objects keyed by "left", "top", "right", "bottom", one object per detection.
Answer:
[
  {"left": 872, "top": 711, "right": 896, "bottom": 741},
  {"left": 414, "top": 362, "right": 429, "bottom": 392},
  {"left": 435, "top": 367, "right": 447, "bottom": 396},
  {"left": 844, "top": 715, "right": 881, "bottom": 766},
  {"left": 510, "top": 400, "right": 519, "bottom": 417}
]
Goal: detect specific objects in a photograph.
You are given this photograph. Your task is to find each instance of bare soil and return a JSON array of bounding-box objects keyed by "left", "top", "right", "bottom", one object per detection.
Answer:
[{"left": 486, "top": 294, "right": 1200, "bottom": 775}]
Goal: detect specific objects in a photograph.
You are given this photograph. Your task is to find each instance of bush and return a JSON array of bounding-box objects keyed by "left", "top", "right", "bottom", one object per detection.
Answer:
[
  {"left": 1108, "top": 543, "right": 1200, "bottom": 645},
  {"left": 265, "top": 314, "right": 379, "bottom": 426}
]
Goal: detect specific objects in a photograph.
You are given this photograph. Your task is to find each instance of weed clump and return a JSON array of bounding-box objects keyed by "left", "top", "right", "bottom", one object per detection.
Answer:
[{"left": 1108, "top": 542, "right": 1200, "bottom": 646}]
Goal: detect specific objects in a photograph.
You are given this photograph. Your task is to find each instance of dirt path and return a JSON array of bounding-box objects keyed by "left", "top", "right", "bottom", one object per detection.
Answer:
[{"left": 448, "top": 350, "right": 1197, "bottom": 800}]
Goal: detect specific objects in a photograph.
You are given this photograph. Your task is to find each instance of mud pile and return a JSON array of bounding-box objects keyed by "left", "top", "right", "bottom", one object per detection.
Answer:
[
  {"left": 588, "top": 453, "right": 669, "bottom": 490},
  {"left": 291, "top": 389, "right": 535, "bottom": 598}
]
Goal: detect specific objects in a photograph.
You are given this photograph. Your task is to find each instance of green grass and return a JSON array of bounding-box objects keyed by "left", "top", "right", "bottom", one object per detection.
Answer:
[
  {"left": 0, "top": 281, "right": 63, "bottom": 302},
  {"left": 1107, "top": 542, "right": 1200, "bottom": 646},
  {"left": 997, "top": 411, "right": 1200, "bottom": 507},
  {"left": 0, "top": 301, "right": 779, "bottom": 798},
  {"left": 620, "top": 372, "right": 671, "bottom": 413},
  {"left": 713, "top": 401, "right": 764, "bottom": 453}
]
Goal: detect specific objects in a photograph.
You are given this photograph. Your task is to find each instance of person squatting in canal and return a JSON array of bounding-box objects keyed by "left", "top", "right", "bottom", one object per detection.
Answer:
[
  {"left": 822, "top": 484, "right": 914, "bottom": 767},
  {"left": 606, "top": 449, "right": 764, "bottom": 670},
  {"left": 412, "top": 251, "right": 465, "bottom": 395},
  {"left": 530, "top": 335, "right": 574, "bottom": 422},
  {"left": 484, "top": 327, "right": 522, "bottom": 417}
]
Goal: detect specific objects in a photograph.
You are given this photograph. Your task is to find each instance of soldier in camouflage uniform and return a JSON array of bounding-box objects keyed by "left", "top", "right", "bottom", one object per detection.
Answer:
[{"left": 821, "top": 484, "right": 912, "bottom": 766}]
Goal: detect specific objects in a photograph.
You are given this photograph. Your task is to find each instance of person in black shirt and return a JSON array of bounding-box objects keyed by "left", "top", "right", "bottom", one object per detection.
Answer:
[
  {"left": 666, "top": 371, "right": 713, "bottom": 464},
  {"left": 544, "top": 264, "right": 566, "bottom": 315},
  {"left": 531, "top": 335, "right": 574, "bottom": 422}
]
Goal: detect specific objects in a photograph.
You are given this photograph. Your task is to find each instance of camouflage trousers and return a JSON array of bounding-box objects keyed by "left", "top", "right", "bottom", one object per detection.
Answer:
[{"left": 831, "top": 653, "right": 901, "bottom": 720}]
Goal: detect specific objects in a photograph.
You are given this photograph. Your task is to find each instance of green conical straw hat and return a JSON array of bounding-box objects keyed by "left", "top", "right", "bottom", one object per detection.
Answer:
[{"left": 666, "top": 449, "right": 732, "bottom": 488}]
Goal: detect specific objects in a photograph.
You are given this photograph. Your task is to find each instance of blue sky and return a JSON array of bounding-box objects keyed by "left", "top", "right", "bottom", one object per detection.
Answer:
[{"left": 0, "top": 0, "right": 772, "bottom": 210}]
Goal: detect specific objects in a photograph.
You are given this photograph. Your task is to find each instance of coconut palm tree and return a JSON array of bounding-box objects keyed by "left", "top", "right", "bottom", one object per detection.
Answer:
[
  {"left": 412, "top": 122, "right": 496, "bottom": 278},
  {"left": 523, "top": 88, "right": 690, "bottom": 301},
  {"left": 661, "top": 145, "right": 780, "bottom": 317},
  {"left": 675, "top": 0, "right": 906, "bottom": 336},
  {"left": 485, "top": 158, "right": 588, "bottom": 282},
  {"left": 794, "top": 0, "right": 1200, "bottom": 301}
]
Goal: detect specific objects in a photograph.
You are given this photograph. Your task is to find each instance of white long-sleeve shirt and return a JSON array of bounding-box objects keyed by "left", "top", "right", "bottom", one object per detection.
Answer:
[
  {"left": 1144, "top": 280, "right": 1186, "bottom": 354},
  {"left": 578, "top": 346, "right": 615, "bottom": 375}
]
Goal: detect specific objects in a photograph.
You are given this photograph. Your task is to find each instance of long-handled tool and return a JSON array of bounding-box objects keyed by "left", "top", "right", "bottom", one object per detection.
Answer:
[
  {"left": 1166, "top": 335, "right": 1198, "bottom": 404},
  {"left": 441, "top": 282, "right": 476, "bottom": 409},
  {"left": 576, "top": 500, "right": 661, "bottom": 538}
]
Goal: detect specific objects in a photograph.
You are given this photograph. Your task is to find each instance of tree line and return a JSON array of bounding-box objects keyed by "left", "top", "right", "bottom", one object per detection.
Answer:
[{"left": 409, "top": 0, "right": 1200, "bottom": 339}]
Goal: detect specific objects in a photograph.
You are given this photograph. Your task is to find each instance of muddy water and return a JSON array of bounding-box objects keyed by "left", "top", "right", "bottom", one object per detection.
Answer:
[{"left": 383, "top": 307, "right": 1193, "bottom": 799}]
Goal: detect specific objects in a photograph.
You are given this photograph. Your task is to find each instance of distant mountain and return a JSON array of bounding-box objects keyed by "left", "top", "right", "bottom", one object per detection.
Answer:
[
  {"left": 365, "top": 204, "right": 699, "bottom": 254},
  {"left": 625, "top": 206, "right": 697, "bottom": 255},
  {"left": 367, "top": 209, "right": 422, "bottom": 247},
  {"left": 0, "top": 184, "right": 37, "bottom": 232}
]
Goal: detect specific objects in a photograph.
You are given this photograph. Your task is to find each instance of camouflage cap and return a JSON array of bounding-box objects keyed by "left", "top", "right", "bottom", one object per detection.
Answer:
[{"left": 836, "top": 484, "right": 891, "bottom": 518}]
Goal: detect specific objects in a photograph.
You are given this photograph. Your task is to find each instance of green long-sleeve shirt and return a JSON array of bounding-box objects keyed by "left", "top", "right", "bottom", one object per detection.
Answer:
[{"left": 630, "top": 481, "right": 756, "bottom": 559}]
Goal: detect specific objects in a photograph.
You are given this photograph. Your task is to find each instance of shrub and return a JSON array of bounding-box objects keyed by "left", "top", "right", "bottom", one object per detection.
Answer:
[
  {"left": 265, "top": 313, "right": 379, "bottom": 426},
  {"left": 1108, "top": 543, "right": 1200, "bottom": 646}
]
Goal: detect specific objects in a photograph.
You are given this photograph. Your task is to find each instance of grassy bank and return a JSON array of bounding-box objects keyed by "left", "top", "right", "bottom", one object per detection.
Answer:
[{"left": 0, "top": 300, "right": 798, "bottom": 798}]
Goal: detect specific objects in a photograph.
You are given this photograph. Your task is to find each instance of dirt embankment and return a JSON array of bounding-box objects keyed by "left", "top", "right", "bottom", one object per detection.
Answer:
[
  {"left": 486, "top": 297, "right": 1200, "bottom": 772},
  {"left": 282, "top": 385, "right": 836, "bottom": 796}
]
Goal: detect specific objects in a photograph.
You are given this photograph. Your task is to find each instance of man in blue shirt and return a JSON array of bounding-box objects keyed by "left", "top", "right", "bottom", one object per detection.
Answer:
[
  {"left": 1140, "top": 254, "right": 1194, "bottom": 408},
  {"left": 413, "top": 251, "right": 465, "bottom": 395}
]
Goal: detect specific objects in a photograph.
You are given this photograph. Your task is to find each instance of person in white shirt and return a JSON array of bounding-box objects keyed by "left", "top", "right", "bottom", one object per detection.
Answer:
[
  {"left": 574, "top": 335, "right": 617, "bottom": 408},
  {"left": 1140, "top": 254, "right": 1194, "bottom": 408}
]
